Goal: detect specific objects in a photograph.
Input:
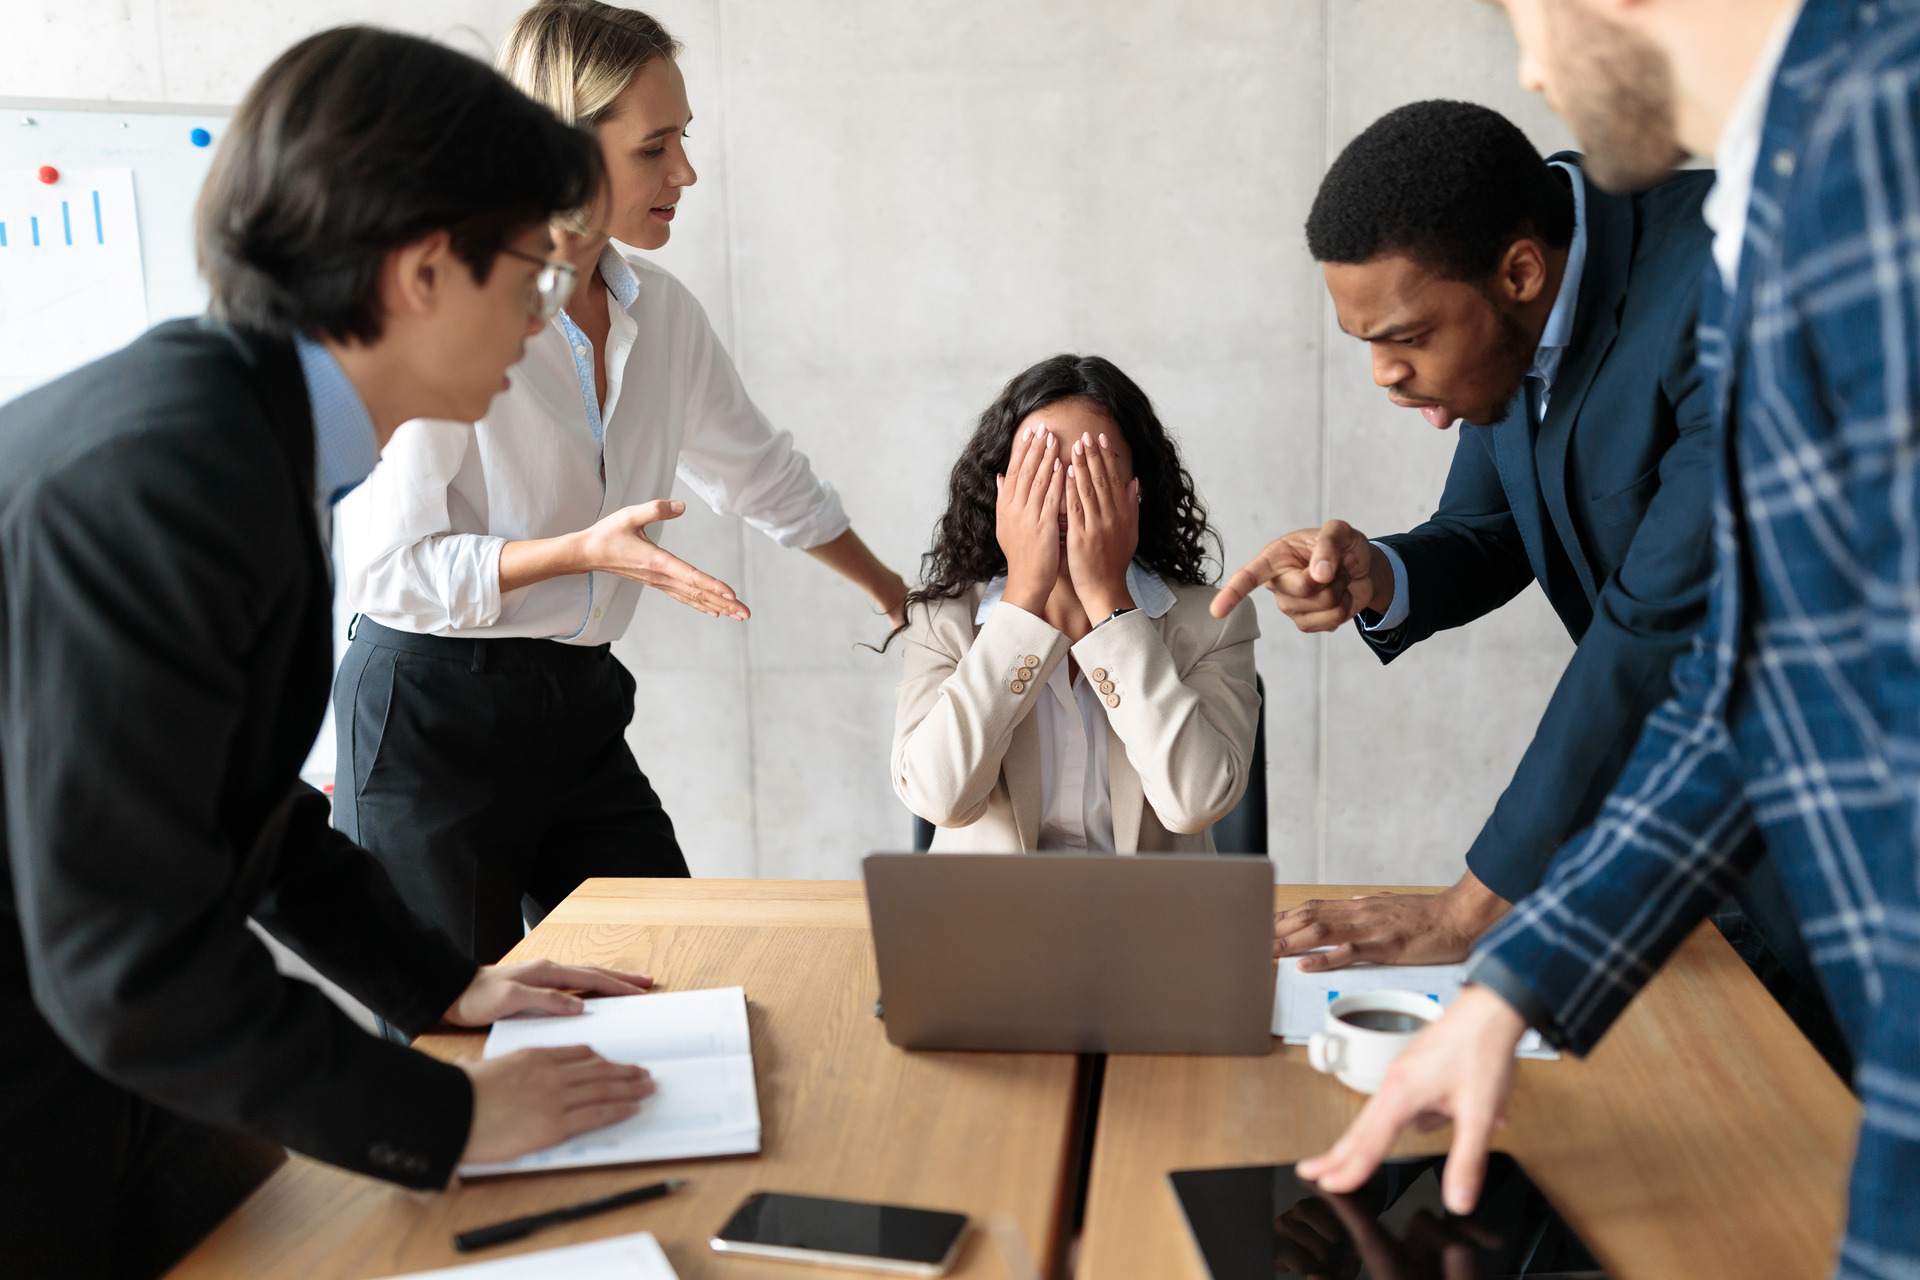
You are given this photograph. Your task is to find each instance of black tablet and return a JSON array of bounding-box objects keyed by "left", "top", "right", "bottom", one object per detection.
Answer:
[{"left": 1168, "top": 1153, "right": 1605, "bottom": 1279}]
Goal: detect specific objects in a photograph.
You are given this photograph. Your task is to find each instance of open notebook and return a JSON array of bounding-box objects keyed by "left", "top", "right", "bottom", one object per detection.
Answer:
[
  {"left": 457, "top": 986, "right": 762, "bottom": 1178},
  {"left": 372, "top": 1230, "right": 678, "bottom": 1279}
]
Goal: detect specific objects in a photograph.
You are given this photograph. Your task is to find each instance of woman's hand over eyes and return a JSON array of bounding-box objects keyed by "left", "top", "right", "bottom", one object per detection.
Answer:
[
  {"left": 1066, "top": 431, "right": 1140, "bottom": 619},
  {"left": 995, "top": 425, "right": 1064, "bottom": 615}
]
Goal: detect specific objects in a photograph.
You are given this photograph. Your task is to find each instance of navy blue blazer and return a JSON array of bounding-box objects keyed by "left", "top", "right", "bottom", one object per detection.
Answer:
[{"left": 1361, "top": 158, "right": 1718, "bottom": 904}]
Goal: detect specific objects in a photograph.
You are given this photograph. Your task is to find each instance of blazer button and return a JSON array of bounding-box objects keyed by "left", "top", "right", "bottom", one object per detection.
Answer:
[
  {"left": 1090, "top": 668, "right": 1107, "bottom": 682},
  {"left": 1024, "top": 654, "right": 1040, "bottom": 667},
  {"left": 1017, "top": 666, "right": 1034, "bottom": 680},
  {"left": 1098, "top": 680, "right": 1114, "bottom": 695},
  {"left": 1106, "top": 693, "right": 1120, "bottom": 708},
  {"left": 1010, "top": 680, "right": 1026, "bottom": 694},
  {"left": 368, "top": 1142, "right": 398, "bottom": 1168}
]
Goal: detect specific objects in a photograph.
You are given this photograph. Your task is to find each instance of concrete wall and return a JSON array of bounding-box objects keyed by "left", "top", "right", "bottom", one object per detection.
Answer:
[{"left": 11, "top": 0, "right": 1577, "bottom": 886}]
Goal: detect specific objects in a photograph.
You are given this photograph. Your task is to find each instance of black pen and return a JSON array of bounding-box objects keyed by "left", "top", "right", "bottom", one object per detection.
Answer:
[{"left": 453, "top": 1177, "right": 689, "bottom": 1251}]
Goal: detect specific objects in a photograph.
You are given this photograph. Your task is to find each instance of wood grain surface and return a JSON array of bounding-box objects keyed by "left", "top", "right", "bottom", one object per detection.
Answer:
[
  {"left": 167, "top": 880, "right": 1075, "bottom": 1280},
  {"left": 1077, "top": 886, "right": 1862, "bottom": 1280}
]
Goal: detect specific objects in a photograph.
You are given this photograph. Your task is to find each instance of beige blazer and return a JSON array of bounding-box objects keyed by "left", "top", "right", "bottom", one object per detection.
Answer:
[{"left": 891, "top": 580, "right": 1261, "bottom": 853}]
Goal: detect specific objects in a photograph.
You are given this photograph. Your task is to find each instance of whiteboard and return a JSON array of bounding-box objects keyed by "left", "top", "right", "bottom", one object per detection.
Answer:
[{"left": 0, "top": 97, "right": 230, "bottom": 403}]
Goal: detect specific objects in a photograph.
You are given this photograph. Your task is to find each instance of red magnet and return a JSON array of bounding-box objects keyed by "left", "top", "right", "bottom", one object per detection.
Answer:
[{"left": 36, "top": 165, "right": 58, "bottom": 185}]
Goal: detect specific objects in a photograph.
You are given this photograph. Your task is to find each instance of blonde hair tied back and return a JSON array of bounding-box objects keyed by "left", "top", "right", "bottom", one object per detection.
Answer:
[{"left": 498, "top": 1, "right": 680, "bottom": 232}]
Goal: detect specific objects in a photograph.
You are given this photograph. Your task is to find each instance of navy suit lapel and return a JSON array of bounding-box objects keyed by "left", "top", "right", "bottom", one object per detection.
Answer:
[
  {"left": 1487, "top": 395, "right": 1554, "bottom": 592},
  {"left": 1535, "top": 166, "right": 1633, "bottom": 606}
]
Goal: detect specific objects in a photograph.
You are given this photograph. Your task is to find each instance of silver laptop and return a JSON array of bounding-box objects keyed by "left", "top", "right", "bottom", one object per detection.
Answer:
[{"left": 864, "top": 852, "right": 1274, "bottom": 1056}]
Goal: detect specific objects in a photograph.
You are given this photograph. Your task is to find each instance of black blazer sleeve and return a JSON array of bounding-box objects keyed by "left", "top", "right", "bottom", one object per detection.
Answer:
[
  {"left": 1465, "top": 285, "right": 1716, "bottom": 902},
  {"left": 2, "top": 414, "right": 475, "bottom": 1189},
  {"left": 1362, "top": 425, "right": 1539, "bottom": 657}
]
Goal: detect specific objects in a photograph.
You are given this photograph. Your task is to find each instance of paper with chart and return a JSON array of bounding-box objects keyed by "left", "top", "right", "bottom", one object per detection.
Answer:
[
  {"left": 0, "top": 169, "right": 148, "bottom": 405},
  {"left": 1275, "top": 957, "right": 1559, "bottom": 1060},
  {"left": 458, "top": 986, "right": 761, "bottom": 1178},
  {"left": 370, "top": 1230, "right": 679, "bottom": 1279}
]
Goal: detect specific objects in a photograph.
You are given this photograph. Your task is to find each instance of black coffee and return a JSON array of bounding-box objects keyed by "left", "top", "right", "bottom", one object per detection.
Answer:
[{"left": 1336, "top": 1009, "right": 1429, "bottom": 1034}]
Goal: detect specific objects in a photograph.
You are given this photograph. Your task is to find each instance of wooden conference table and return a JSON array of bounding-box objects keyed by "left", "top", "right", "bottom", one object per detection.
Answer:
[{"left": 168, "top": 879, "right": 1860, "bottom": 1280}]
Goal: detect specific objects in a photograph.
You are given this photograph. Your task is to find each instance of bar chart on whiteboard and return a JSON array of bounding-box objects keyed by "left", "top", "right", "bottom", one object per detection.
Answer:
[{"left": 0, "top": 168, "right": 148, "bottom": 404}]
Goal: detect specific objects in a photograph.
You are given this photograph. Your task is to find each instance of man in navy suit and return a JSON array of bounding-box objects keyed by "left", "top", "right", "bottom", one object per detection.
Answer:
[{"left": 1214, "top": 101, "right": 1841, "bottom": 1067}]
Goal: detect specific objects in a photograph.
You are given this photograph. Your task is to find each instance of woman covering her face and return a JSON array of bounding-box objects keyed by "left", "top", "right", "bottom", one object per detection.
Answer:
[
  {"left": 331, "top": 0, "right": 907, "bottom": 967},
  {"left": 892, "top": 355, "right": 1261, "bottom": 853}
]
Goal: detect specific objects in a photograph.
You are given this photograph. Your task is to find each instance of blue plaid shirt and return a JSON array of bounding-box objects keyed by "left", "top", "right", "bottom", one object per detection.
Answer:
[{"left": 1471, "top": 2, "right": 1920, "bottom": 1273}]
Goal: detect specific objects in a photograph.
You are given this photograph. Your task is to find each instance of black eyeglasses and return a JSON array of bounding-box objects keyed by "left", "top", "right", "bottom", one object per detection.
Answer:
[{"left": 498, "top": 246, "right": 578, "bottom": 323}]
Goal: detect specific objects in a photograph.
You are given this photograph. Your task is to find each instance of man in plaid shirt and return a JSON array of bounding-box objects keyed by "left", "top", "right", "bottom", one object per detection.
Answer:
[{"left": 1302, "top": 0, "right": 1920, "bottom": 1273}]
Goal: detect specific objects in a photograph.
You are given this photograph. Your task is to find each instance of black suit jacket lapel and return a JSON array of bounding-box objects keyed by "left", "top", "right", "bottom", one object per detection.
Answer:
[
  {"left": 210, "top": 321, "right": 336, "bottom": 734},
  {"left": 1536, "top": 161, "right": 1633, "bottom": 608}
]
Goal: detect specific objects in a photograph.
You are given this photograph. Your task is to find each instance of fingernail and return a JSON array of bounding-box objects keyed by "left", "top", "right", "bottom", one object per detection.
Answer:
[
  {"left": 1099, "top": 433, "right": 1108, "bottom": 448},
  {"left": 669, "top": 500, "right": 684, "bottom": 512}
]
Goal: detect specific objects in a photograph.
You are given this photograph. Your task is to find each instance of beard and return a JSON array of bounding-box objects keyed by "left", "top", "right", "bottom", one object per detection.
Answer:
[
  {"left": 1543, "top": 0, "right": 1689, "bottom": 192},
  {"left": 1464, "top": 306, "right": 1539, "bottom": 427}
]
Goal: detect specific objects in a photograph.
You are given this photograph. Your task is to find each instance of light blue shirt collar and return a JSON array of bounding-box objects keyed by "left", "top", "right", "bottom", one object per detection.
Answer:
[
  {"left": 292, "top": 333, "right": 381, "bottom": 511},
  {"left": 976, "top": 562, "right": 1177, "bottom": 624},
  {"left": 1529, "top": 160, "right": 1589, "bottom": 395},
  {"left": 553, "top": 244, "right": 644, "bottom": 448}
]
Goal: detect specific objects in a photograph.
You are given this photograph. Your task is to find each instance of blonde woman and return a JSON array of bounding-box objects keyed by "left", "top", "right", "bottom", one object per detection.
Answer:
[{"left": 334, "top": 0, "right": 906, "bottom": 964}]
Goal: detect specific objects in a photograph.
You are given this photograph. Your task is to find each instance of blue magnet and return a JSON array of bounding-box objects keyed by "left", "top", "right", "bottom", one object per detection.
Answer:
[{"left": 190, "top": 127, "right": 212, "bottom": 147}]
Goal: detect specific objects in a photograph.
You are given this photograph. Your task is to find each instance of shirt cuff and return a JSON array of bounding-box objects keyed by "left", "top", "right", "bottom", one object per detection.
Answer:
[
  {"left": 1464, "top": 951, "right": 1567, "bottom": 1049},
  {"left": 758, "top": 481, "right": 852, "bottom": 550},
  {"left": 1360, "top": 540, "right": 1410, "bottom": 632}
]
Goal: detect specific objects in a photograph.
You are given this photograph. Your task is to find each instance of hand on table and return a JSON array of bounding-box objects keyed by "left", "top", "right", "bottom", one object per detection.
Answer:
[
  {"left": 447, "top": 959, "right": 660, "bottom": 1165},
  {"left": 576, "top": 498, "right": 750, "bottom": 621},
  {"left": 1210, "top": 519, "right": 1392, "bottom": 628},
  {"left": 458, "top": 1045, "right": 655, "bottom": 1165},
  {"left": 1274, "top": 872, "right": 1511, "bottom": 971},
  {"left": 996, "top": 423, "right": 1065, "bottom": 614},
  {"left": 1296, "top": 985, "right": 1527, "bottom": 1216},
  {"left": 1065, "top": 429, "right": 1140, "bottom": 620},
  {"left": 443, "top": 957, "right": 655, "bottom": 1026}
]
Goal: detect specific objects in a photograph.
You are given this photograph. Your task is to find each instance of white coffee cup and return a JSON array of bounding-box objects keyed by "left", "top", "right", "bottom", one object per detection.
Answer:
[{"left": 1306, "top": 990, "right": 1441, "bottom": 1094}]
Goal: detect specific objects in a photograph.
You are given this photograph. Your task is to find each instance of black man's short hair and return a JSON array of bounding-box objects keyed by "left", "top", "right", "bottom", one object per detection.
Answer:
[{"left": 1306, "top": 100, "right": 1575, "bottom": 281}]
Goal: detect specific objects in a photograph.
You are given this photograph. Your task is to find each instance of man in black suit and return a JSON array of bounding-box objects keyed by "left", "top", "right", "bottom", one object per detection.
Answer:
[
  {"left": 1213, "top": 101, "right": 1841, "bottom": 1069},
  {"left": 0, "top": 29, "right": 661, "bottom": 1279}
]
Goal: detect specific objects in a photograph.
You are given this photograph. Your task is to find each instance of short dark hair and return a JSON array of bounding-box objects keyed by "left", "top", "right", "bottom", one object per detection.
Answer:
[
  {"left": 197, "top": 26, "right": 600, "bottom": 343},
  {"left": 1306, "top": 100, "right": 1575, "bottom": 281}
]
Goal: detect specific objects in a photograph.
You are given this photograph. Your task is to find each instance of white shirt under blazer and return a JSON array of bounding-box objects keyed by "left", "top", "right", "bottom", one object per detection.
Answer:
[
  {"left": 337, "top": 246, "right": 850, "bottom": 645},
  {"left": 892, "top": 574, "right": 1261, "bottom": 853}
]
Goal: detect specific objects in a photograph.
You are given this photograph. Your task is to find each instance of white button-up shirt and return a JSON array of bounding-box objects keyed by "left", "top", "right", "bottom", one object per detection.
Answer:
[
  {"left": 338, "top": 245, "right": 849, "bottom": 644},
  {"left": 1700, "top": 0, "right": 1805, "bottom": 291},
  {"left": 975, "top": 564, "right": 1177, "bottom": 852}
]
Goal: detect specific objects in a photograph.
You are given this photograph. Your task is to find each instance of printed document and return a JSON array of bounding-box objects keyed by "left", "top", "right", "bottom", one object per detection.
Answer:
[
  {"left": 458, "top": 986, "right": 761, "bottom": 1178},
  {"left": 370, "top": 1230, "right": 678, "bottom": 1279},
  {"left": 1275, "top": 957, "right": 1559, "bottom": 1060}
]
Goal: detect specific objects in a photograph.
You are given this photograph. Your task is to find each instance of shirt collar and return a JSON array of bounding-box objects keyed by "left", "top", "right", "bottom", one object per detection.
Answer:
[
  {"left": 976, "top": 562, "right": 1178, "bottom": 625},
  {"left": 292, "top": 332, "right": 380, "bottom": 509},
  {"left": 1701, "top": 0, "right": 1806, "bottom": 292},
  {"left": 1528, "top": 160, "right": 1590, "bottom": 392},
  {"left": 598, "top": 242, "right": 642, "bottom": 310}
]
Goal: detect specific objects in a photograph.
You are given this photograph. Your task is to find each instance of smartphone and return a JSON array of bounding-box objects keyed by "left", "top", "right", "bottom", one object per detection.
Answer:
[{"left": 709, "top": 1191, "right": 969, "bottom": 1276}]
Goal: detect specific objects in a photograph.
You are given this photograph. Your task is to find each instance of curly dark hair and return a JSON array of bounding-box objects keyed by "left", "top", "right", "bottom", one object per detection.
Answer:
[
  {"left": 880, "top": 354, "right": 1218, "bottom": 648},
  {"left": 1306, "top": 100, "right": 1574, "bottom": 281}
]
